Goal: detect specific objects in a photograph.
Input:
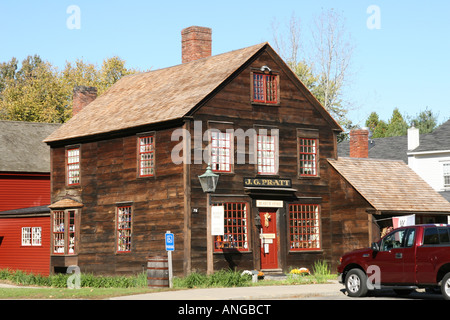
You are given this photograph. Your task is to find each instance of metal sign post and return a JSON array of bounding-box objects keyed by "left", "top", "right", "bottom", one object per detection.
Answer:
[{"left": 165, "top": 231, "right": 174, "bottom": 288}]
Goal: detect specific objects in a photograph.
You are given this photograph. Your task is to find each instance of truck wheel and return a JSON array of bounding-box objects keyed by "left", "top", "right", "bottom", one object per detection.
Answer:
[
  {"left": 345, "top": 269, "right": 368, "bottom": 298},
  {"left": 441, "top": 272, "right": 450, "bottom": 300}
]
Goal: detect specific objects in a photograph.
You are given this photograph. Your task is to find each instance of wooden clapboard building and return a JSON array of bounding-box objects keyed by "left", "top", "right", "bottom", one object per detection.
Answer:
[{"left": 43, "top": 26, "right": 450, "bottom": 276}]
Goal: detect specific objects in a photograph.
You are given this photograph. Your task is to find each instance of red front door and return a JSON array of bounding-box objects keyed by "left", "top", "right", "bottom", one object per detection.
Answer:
[{"left": 259, "top": 209, "right": 278, "bottom": 270}]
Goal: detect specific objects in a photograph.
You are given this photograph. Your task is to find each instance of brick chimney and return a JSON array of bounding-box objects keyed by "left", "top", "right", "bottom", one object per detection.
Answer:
[
  {"left": 181, "top": 26, "right": 212, "bottom": 63},
  {"left": 72, "top": 86, "right": 97, "bottom": 116},
  {"left": 349, "top": 129, "right": 369, "bottom": 158}
]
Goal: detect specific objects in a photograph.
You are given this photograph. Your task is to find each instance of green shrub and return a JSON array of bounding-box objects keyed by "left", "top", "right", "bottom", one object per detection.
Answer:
[
  {"left": 0, "top": 268, "right": 146, "bottom": 288},
  {"left": 174, "top": 269, "right": 251, "bottom": 289}
]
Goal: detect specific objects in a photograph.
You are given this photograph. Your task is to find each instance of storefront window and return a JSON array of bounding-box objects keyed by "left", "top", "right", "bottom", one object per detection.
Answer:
[
  {"left": 289, "top": 204, "right": 321, "bottom": 251},
  {"left": 213, "top": 202, "right": 248, "bottom": 252}
]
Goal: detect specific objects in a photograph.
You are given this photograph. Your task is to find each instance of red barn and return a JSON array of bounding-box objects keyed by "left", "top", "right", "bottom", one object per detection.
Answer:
[{"left": 0, "top": 121, "right": 60, "bottom": 275}]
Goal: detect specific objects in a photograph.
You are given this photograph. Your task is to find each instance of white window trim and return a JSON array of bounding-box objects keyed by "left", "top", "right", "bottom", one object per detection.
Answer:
[
  {"left": 443, "top": 162, "right": 450, "bottom": 188},
  {"left": 21, "top": 227, "right": 42, "bottom": 246}
]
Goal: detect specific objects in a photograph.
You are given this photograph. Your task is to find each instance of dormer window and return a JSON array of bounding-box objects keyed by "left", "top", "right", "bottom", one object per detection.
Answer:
[{"left": 252, "top": 72, "right": 278, "bottom": 104}]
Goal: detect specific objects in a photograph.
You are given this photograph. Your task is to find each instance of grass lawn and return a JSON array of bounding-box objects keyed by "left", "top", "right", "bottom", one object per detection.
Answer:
[
  {"left": 0, "top": 267, "right": 337, "bottom": 300},
  {"left": 0, "top": 283, "right": 161, "bottom": 300}
]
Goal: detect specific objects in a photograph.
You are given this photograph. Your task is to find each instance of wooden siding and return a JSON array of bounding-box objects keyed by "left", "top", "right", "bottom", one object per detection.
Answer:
[
  {"left": 0, "top": 216, "right": 50, "bottom": 276},
  {"left": 328, "top": 164, "right": 372, "bottom": 270},
  {"left": 188, "top": 50, "right": 338, "bottom": 273},
  {"left": 0, "top": 173, "right": 51, "bottom": 212},
  {"left": 51, "top": 128, "right": 185, "bottom": 275}
]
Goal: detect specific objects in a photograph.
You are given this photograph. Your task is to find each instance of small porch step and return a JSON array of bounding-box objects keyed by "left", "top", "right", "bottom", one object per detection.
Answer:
[
  {"left": 261, "top": 269, "right": 286, "bottom": 280},
  {"left": 261, "top": 268, "right": 283, "bottom": 275}
]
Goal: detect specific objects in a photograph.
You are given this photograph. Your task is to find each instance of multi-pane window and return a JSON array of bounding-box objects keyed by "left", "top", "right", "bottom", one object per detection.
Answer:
[
  {"left": 299, "top": 138, "right": 318, "bottom": 176},
  {"left": 21, "top": 227, "right": 32, "bottom": 246},
  {"left": 289, "top": 204, "right": 321, "bottom": 251},
  {"left": 444, "top": 163, "right": 450, "bottom": 187},
  {"left": 211, "top": 131, "right": 232, "bottom": 173},
  {"left": 213, "top": 203, "right": 248, "bottom": 252},
  {"left": 117, "top": 206, "right": 132, "bottom": 253},
  {"left": 257, "top": 134, "right": 277, "bottom": 175},
  {"left": 253, "top": 73, "right": 278, "bottom": 104},
  {"left": 53, "top": 211, "right": 65, "bottom": 253},
  {"left": 52, "top": 210, "right": 77, "bottom": 254},
  {"left": 139, "top": 136, "right": 155, "bottom": 177},
  {"left": 32, "top": 227, "right": 42, "bottom": 246},
  {"left": 21, "top": 227, "right": 40, "bottom": 246},
  {"left": 67, "top": 148, "right": 80, "bottom": 185}
]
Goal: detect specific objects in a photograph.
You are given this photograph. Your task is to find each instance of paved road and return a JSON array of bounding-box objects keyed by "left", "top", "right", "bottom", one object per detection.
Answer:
[
  {"left": 1, "top": 280, "right": 444, "bottom": 300},
  {"left": 110, "top": 280, "right": 444, "bottom": 300}
]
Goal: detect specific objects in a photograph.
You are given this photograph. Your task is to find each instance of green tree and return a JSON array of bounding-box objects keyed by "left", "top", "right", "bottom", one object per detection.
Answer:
[
  {"left": 0, "top": 55, "right": 140, "bottom": 123},
  {"left": 410, "top": 108, "right": 438, "bottom": 134},
  {"left": 0, "top": 55, "right": 67, "bottom": 122},
  {"left": 372, "top": 120, "right": 388, "bottom": 138},
  {"left": 385, "top": 108, "right": 408, "bottom": 137},
  {"left": 364, "top": 108, "right": 439, "bottom": 138},
  {"left": 365, "top": 112, "right": 379, "bottom": 133}
]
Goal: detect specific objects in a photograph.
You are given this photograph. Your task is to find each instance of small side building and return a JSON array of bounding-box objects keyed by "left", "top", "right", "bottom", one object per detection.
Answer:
[
  {"left": 0, "top": 121, "right": 60, "bottom": 275},
  {"left": 329, "top": 129, "right": 450, "bottom": 256}
]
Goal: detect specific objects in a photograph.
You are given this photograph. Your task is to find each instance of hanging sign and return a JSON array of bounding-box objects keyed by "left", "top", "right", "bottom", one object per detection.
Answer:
[{"left": 211, "top": 206, "right": 224, "bottom": 236}]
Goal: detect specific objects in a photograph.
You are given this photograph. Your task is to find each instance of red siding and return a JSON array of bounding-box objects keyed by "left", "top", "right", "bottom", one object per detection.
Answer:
[
  {"left": 0, "top": 173, "right": 51, "bottom": 212},
  {"left": 0, "top": 216, "right": 50, "bottom": 276}
]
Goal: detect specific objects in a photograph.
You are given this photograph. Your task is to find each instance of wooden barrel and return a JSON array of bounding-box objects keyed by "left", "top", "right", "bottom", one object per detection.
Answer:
[{"left": 147, "top": 256, "right": 169, "bottom": 288}]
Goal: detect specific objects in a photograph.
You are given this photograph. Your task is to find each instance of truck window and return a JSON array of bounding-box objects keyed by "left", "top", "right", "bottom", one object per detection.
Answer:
[
  {"left": 381, "top": 229, "right": 405, "bottom": 251},
  {"left": 423, "top": 228, "right": 439, "bottom": 245},
  {"left": 404, "top": 228, "right": 416, "bottom": 247},
  {"left": 438, "top": 227, "right": 450, "bottom": 244}
]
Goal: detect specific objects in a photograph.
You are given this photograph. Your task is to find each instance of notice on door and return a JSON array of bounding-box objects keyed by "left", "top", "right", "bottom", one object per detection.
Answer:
[{"left": 211, "top": 206, "right": 224, "bottom": 236}]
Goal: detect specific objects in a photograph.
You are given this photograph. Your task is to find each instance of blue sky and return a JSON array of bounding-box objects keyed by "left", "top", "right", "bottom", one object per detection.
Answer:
[{"left": 1, "top": 0, "right": 450, "bottom": 128}]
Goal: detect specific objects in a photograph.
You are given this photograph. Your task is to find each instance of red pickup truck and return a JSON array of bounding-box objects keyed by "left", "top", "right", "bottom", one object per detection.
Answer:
[{"left": 337, "top": 224, "right": 450, "bottom": 299}]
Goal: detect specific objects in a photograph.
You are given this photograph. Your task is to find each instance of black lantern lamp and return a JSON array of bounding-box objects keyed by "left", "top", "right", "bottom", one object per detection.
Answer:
[
  {"left": 198, "top": 164, "right": 219, "bottom": 193},
  {"left": 198, "top": 163, "right": 219, "bottom": 275}
]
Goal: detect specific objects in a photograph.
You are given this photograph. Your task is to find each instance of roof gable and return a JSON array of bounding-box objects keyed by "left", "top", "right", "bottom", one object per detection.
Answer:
[
  {"left": 44, "top": 42, "right": 342, "bottom": 144},
  {"left": 328, "top": 157, "right": 450, "bottom": 213}
]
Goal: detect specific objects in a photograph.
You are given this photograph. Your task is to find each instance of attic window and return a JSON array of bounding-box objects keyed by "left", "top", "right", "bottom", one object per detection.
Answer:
[{"left": 252, "top": 72, "right": 278, "bottom": 104}]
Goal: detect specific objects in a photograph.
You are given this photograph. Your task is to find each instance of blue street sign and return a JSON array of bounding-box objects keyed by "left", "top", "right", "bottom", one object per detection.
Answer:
[{"left": 165, "top": 232, "right": 174, "bottom": 251}]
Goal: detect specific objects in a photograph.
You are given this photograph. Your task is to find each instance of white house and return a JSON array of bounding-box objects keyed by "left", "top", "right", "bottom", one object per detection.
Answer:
[
  {"left": 338, "top": 119, "right": 450, "bottom": 203},
  {"left": 407, "top": 121, "right": 450, "bottom": 202}
]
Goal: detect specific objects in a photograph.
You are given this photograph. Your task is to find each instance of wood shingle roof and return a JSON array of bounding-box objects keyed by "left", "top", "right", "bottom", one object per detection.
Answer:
[
  {"left": 44, "top": 42, "right": 342, "bottom": 144},
  {"left": 44, "top": 43, "right": 268, "bottom": 144},
  {"left": 328, "top": 157, "right": 450, "bottom": 213}
]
